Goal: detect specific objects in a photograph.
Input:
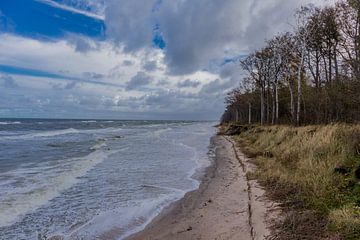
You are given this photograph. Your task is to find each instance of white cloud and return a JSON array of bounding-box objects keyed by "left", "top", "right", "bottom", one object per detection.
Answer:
[
  {"left": 105, "top": 0, "right": 157, "bottom": 51},
  {"left": 0, "top": 0, "right": 337, "bottom": 119},
  {"left": 0, "top": 34, "right": 223, "bottom": 119},
  {"left": 105, "top": 0, "right": 334, "bottom": 74}
]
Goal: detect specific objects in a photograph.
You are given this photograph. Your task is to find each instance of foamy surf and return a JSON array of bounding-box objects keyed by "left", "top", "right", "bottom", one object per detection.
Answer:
[
  {"left": 0, "top": 147, "right": 119, "bottom": 227},
  {"left": 0, "top": 120, "right": 216, "bottom": 240},
  {"left": 1, "top": 128, "right": 80, "bottom": 140},
  {"left": 0, "top": 121, "right": 21, "bottom": 125},
  {"left": 67, "top": 193, "right": 184, "bottom": 240},
  {"left": 1, "top": 127, "right": 123, "bottom": 141}
]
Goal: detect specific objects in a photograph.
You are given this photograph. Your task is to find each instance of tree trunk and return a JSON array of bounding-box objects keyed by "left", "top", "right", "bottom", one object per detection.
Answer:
[
  {"left": 315, "top": 50, "right": 320, "bottom": 88},
  {"left": 248, "top": 102, "right": 252, "bottom": 125},
  {"left": 260, "top": 86, "right": 265, "bottom": 125},
  {"left": 275, "top": 81, "right": 279, "bottom": 123},
  {"left": 328, "top": 48, "right": 332, "bottom": 83},
  {"left": 323, "top": 54, "right": 329, "bottom": 83},
  {"left": 297, "top": 48, "right": 305, "bottom": 126},
  {"left": 272, "top": 83, "right": 276, "bottom": 125},
  {"left": 266, "top": 79, "right": 270, "bottom": 124},
  {"left": 357, "top": 9, "right": 360, "bottom": 76},
  {"left": 288, "top": 79, "right": 295, "bottom": 124},
  {"left": 334, "top": 44, "right": 339, "bottom": 80}
]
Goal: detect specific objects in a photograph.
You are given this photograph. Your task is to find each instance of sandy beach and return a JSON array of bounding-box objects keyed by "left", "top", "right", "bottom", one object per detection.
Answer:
[{"left": 126, "top": 135, "right": 277, "bottom": 240}]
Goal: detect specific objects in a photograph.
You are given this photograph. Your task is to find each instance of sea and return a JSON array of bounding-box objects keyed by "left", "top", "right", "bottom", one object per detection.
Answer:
[{"left": 0, "top": 119, "right": 216, "bottom": 240}]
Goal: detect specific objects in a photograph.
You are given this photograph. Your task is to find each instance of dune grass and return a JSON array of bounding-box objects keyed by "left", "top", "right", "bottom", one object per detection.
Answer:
[{"left": 231, "top": 124, "right": 360, "bottom": 239}]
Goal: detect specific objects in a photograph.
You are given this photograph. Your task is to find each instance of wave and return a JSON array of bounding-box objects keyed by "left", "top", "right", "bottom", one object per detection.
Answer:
[
  {"left": 0, "top": 121, "right": 21, "bottom": 125},
  {"left": 30, "top": 128, "right": 80, "bottom": 138},
  {"left": 1, "top": 127, "right": 125, "bottom": 141},
  {"left": 151, "top": 127, "right": 172, "bottom": 138},
  {"left": 81, "top": 120, "right": 97, "bottom": 123},
  {"left": 46, "top": 141, "right": 79, "bottom": 148},
  {"left": 68, "top": 193, "right": 185, "bottom": 240},
  {"left": 139, "top": 184, "right": 185, "bottom": 193},
  {"left": 90, "top": 140, "right": 107, "bottom": 150},
  {"left": 2, "top": 128, "right": 80, "bottom": 140},
  {"left": 0, "top": 147, "right": 121, "bottom": 228}
]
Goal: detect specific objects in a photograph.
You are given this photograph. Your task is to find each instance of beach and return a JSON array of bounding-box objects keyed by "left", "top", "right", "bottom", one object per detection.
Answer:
[
  {"left": 0, "top": 120, "right": 276, "bottom": 239},
  {"left": 126, "top": 135, "right": 276, "bottom": 240}
]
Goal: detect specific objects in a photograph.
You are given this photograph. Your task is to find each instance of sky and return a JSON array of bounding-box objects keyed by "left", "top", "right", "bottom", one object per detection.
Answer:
[{"left": 0, "top": 0, "right": 334, "bottom": 120}]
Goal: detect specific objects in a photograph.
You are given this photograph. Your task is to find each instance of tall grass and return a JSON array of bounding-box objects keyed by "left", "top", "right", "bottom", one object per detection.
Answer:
[{"left": 233, "top": 124, "right": 360, "bottom": 239}]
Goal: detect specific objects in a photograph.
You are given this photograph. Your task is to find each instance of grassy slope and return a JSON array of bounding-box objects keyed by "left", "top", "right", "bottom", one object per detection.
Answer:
[{"left": 229, "top": 124, "right": 360, "bottom": 240}]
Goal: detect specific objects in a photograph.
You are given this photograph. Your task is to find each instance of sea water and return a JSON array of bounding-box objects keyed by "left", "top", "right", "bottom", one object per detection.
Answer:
[{"left": 0, "top": 119, "right": 216, "bottom": 239}]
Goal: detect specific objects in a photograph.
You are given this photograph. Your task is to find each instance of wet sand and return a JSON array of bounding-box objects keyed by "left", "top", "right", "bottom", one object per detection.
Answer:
[{"left": 126, "top": 135, "right": 278, "bottom": 240}]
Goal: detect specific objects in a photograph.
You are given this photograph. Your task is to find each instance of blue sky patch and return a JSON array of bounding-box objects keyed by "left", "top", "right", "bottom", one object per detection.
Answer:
[
  {"left": 153, "top": 34, "right": 166, "bottom": 49},
  {"left": 0, "top": 0, "right": 104, "bottom": 40}
]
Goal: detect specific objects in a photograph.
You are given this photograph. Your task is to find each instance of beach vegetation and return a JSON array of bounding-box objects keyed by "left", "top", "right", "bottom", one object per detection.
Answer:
[{"left": 232, "top": 124, "right": 360, "bottom": 239}]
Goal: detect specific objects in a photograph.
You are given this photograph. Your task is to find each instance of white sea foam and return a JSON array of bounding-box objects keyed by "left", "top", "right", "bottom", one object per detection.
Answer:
[
  {"left": 2, "top": 127, "right": 124, "bottom": 141},
  {"left": 68, "top": 193, "right": 185, "bottom": 240},
  {"left": 2, "top": 128, "right": 80, "bottom": 140},
  {"left": 0, "top": 148, "right": 119, "bottom": 228},
  {"left": 0, "top": 121, "right": 21, "bottom": 125},
  {"left": 30, "top": 128, "right": 80, "bottom": 138},
  {"left": 90, "top": 140, "right": 107, "bottom": 150}
]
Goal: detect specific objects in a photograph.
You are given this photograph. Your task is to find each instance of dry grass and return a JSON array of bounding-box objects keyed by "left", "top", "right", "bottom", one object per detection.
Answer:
[{"left": 232, "top": 124, "right": 360, "bottom": 240}]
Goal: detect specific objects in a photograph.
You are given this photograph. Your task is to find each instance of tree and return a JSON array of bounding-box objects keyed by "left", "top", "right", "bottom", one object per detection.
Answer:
[{"left": 221, "top": 1, "right": 360, "bottom": 126}]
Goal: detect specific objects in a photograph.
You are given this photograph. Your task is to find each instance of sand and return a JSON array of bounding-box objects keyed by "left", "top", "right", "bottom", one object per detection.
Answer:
[{"left": 126, "top": 135, "right": 278, "bottom": 240}]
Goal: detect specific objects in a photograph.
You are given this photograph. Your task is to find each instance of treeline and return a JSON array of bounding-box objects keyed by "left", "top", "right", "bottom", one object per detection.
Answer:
[{"left": 221, "top": 0, "right": 360, "bottom": 125}]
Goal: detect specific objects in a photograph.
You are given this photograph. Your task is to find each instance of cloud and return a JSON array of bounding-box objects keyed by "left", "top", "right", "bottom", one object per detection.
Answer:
[
  {"left": 200, "top": 79, "right": 233, "bottom": 95},
  {"left": 66, "top": 34, "right": 100, "bottom": 52},
  {"left": 83, "top": 72, "right": 105, "bottom": 79},
  {"left": 0, "top": 74, "right": 18, "bottom": 88},
  {"left": 105, "top": 0, "right": 333, "bottom": 75},
  {"left": 122, "top": 60, "right": 134, "bottom": 66},
  {"left": 64, "top": 81, "right": 78, "bottom": 89},
  {"left": 143, "top": 60, "right": 158, "bottom": 72},
  {"left": 0, "top": 34, "right": 131, "bottom": 87},
  {"left": 105, "top": 0, "right": 157, "bottom": 52},
  {"left": 125, "top": 71, "right": 152, "bottom": 90},
  {"left": 1, "top": 0, "right": 335, "bottom": 120},
  {"left": 177, "top": 79, "right": 200, "bottom": 88}
]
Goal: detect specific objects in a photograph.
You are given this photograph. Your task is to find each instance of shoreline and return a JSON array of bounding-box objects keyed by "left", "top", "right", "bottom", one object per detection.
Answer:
[{"left": 125, "top": 135, "right": 277, "bottom": 240}]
